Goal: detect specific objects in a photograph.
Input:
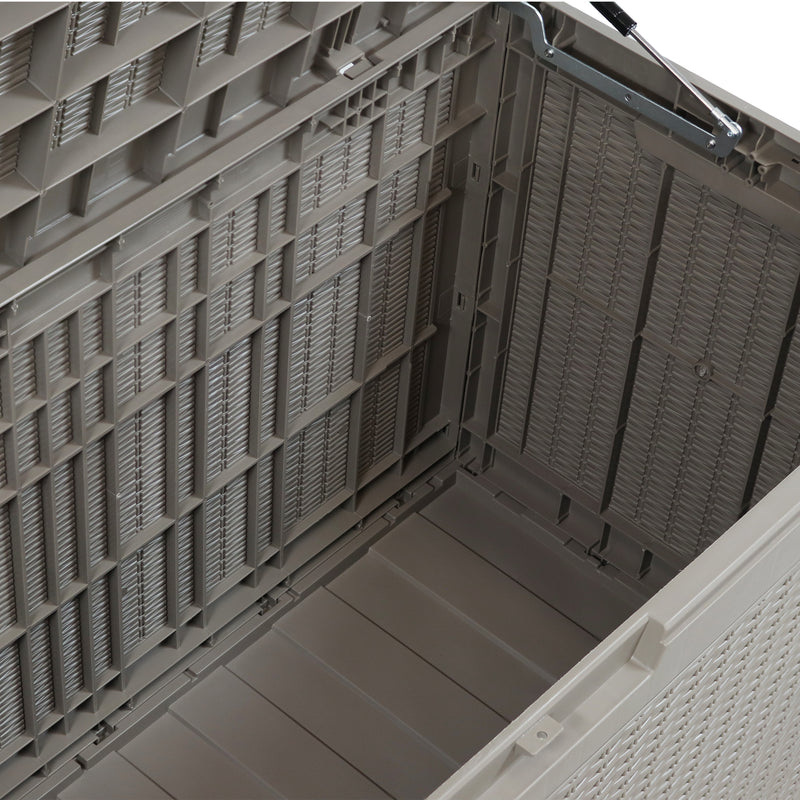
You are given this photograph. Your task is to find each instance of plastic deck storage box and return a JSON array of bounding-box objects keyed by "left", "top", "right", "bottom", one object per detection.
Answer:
[{"left": 0, "top": 2, "right": 797, "bottom": 798}]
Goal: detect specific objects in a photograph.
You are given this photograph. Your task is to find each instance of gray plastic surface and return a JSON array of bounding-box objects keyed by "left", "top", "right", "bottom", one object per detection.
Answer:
[
  {"left": 57, "top": 469, "right": 628, "bottom": 800},
  {"left": 0, "top": 1, "right": 799, "bottom": 798},
  {"left": 0, "top": 2, "right": 498, "bottom": 794}
]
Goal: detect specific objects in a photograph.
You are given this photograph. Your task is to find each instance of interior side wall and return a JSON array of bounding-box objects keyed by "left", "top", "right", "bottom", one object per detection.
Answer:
[
  {"left": 464, "top": 3, "right": 800, "bottom": 582},
  {"left": 0, "top": 4, "right": 506, "bottom": 795}
]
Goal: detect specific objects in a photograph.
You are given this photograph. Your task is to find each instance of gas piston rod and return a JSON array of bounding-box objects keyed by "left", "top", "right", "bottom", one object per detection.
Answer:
[
  {"left": 591, "top": 2, "right": 741, "bottom": 146},
  {"left": 499, "top": 1, "right": 743, "bottom": 157}
]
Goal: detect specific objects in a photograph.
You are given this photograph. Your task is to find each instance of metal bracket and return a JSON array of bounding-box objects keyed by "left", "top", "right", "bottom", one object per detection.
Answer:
[{"left": 499, "top": 2, "right": 743, "bottom": 157}]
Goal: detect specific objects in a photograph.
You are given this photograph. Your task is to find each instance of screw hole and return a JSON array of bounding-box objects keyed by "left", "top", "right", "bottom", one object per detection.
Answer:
[{"left": 536, "top": 730, "right": 548, "bottom": 740}]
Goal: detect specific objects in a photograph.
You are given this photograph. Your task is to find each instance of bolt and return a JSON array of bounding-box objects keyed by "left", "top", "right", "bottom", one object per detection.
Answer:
[
  {"left": 544, "top": 47, "right": 554, "bottom": 58},
  {"left": 707, "top": 138, "right": 717, "bottom": 150}
]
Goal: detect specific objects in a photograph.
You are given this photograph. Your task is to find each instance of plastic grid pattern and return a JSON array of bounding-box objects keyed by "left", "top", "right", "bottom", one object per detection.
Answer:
[
  {"left": 474, "top": 59, "right": 800, "bottom": 569},
  {"left": 0, "top": 2, "right": 492, "bottom": 792}
]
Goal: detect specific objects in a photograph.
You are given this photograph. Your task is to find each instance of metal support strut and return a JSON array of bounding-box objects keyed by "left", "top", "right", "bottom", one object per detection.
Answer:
[{"left": 500, "top": 1, "right": 743, "bottom": 157}]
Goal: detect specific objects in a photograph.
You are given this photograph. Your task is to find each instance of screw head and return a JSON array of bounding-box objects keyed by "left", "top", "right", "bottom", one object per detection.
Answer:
[
  {"left": 544, "top": 47, "right": 554, "bottom": 58},
  {"left": 694, "top": 361, "right": 712, "bottom": 379},
  {"left": 706, "top": 138, "right": 717, "bottom": 150},
  {"left": 624, "top": 93, "right": 631, "bottom": 103}
]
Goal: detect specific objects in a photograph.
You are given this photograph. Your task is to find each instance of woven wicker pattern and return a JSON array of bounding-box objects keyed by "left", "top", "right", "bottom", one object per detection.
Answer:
[{"left": 551, "top": 565, "right": 800, "bottom": 799}]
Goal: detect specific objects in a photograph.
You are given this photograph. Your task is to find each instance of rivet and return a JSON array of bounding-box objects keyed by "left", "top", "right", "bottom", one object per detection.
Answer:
[{"left": 695, "top": 362, "right": 711, "bottom": 379}]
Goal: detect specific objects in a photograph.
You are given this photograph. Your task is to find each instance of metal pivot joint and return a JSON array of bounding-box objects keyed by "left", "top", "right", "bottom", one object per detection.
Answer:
[{"left": 500, "top": 1, "right": 743, "bottom": 157}]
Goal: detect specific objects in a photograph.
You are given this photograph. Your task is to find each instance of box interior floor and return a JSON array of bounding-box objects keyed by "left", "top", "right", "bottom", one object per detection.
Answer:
[{"left": 57, "top": 464, "right": 651, "bottom": 800}]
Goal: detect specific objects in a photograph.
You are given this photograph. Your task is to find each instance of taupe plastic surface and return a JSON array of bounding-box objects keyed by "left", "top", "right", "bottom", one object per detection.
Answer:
[
  {"left": 0, "top": 2, "right": 497, "bottom": 794},
  {"left": 0, "top": 1, "right": 799, "bottom": 798},
  {"left": 58, "top": 469, "right": 630, "bottom": 800}
]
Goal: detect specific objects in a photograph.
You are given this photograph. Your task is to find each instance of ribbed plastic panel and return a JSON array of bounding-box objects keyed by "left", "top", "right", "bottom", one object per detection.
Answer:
[
  {"left": 494, "top": 73, "right": 571, "bottom": 448},
  {"left": 240, "top": 2, "right": 290, "bottom": 41},
  {"left": 294, "top": 197, "right": 367, "bottom": 284},
  {"left": 205, "top": 474, "right": 248, "bottom": 591},
  {"left": 383, "top": 90, "right": 426, "bottom": 161},
  {"left": 366, "top": 228, "right": 414, "bottom": 367},
  {"left": 283, "top": 399, "right": 352, "bottom": 532},
  {"left": 0, "top": 29, "right": 33, "bottom": 94},
  {"left": 120, "top": 534, "right": 168, "bottom": 655},
  {"left": 522, "top": 285, "right": 631, "bottom": 499},
  {"left": 176, "top": 513, "right": 195, "bottom": 613},
  {"left": 85, "top": 439, "right": 108, "bottom": 566},
  {"left": 406, "top": 342, "right": 429, "bottom": 446},
  {"left": 0, "top": 3, "right": 486, "bottom": 790},
  {"left": 377, "top": 158, "right": 421, "bottom": 227},
  {"left": 117, "top": 399, "right": 167, "bottom": 543},
  {"left": 196, "top": 6, "right": 235, "bottom": 67},
  {"left": 21, "top": 484, "right": 48, "bottom": 612},
  {"left": 0, "top": 508, "right": 15, "bottom": 634},
  {"left": 0, "top": 128, "right": 19, "bottom": 182},
  {"left": 480, "top": 61, "right": 800, "bottom": 567},
  {"left": 359, "top": 362, "right": 403, "bottom": 481},
  {"left": 210, "top": 198, "right": 259, "bottom": 274},
  {"left": 60, "top": 597, "right": 84, "bottom": 703},
  {"left": 0, "top": 643, "right": 24, "bottom": 749},
  {"left": 64, "top": 3, "right": 107, "bottom": 59},
  {"left": 30, "top": 619, "right": 55, "bottom": 723},
  {"left": 118, "top": 3, "right": 164, "bottom": 33},
  {"left": 299, "top": 126, "right": 372, "bottom": 217},
  {"left": 51, "top": 84, "right": 96, "bottom": 150},
  {"left": 102, "top": 47, "right": 166, "bottom": 123},
  {"left": 206, "top": 337, "right": 252, "bottom": 480},
  {"left": 89, "top": 576, "right": 112, "bottom": 677},
  {"left": 11, "top": 342, "right": 37, "bottom": 405},
  {"left": 288, "top": 264, "right": 360, "bottom": 421},
  {"left": 53, "top": 460, "right": 79, "bottom": 589}
]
